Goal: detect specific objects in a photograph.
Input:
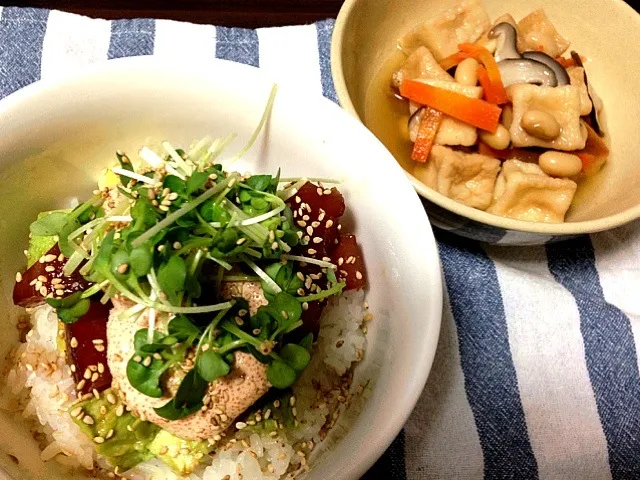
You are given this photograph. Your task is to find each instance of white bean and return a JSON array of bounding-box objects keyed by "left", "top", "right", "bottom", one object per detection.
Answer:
[
  {"left": 521, "top": 110, "right": 561, "bottom": 141},
  {"left": 539, "top": 151, "right": 583, "bottom": 177},
  {"left": 501, "top": 104, "right": 513, "bottom": 129},
  {"left": 479, "top": 124, "right": 510, "bottom": 150},
  {"left": 455, "top": 58, "right": 479, "bottom": 86}
]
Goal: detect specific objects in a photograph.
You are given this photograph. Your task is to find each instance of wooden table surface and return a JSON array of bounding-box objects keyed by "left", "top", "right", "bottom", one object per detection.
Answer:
[{"left": 4, "top": 0, "right": 345, "bottom": 27}]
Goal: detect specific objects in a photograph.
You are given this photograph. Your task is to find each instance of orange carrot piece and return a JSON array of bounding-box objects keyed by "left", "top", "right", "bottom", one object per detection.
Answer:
[
  {"left": 399, "top": 79, "right": 501, "bottom": 133},
  {"left": 555, "top": 56, "right": 576, "bottom": 68},
  {"left": 439, "top": 51, "right": 470, "bottom": 71},
  {"left": 476, "top": 65, "right": 492, "bottom": 101},
  {"left": 575, "top": 122, "right": 609, "bottom": 175},
  {"left": 577, "top": 152, "right": 596, "bottom": 172},
  {"left": 411, "top": 107, "right": 443, "bottom": 163},
  {"left": 459, "top": 43, "right": 508, "bottom": 104}
]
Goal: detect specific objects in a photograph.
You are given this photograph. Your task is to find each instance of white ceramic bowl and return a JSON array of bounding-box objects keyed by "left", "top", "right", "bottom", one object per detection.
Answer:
[{"left": 0, "top": 57, "right": 442, "bottom": 479}]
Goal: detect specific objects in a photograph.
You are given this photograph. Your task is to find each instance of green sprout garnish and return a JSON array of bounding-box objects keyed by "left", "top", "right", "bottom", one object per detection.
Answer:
[{"left": 35, "top": 84, "right": 348, "bottom": 420}]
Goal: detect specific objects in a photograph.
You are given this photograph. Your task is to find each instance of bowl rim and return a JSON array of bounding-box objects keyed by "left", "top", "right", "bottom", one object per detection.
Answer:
[
  {"left": 0, "top": 55, "right": 444, "bottom": 480},
  {"left": 331, "top": 0, "right": 640, "bottom": 236}
]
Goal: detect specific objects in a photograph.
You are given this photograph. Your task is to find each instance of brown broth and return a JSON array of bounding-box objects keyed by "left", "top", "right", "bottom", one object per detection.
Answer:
[
  {"left": 363, "top": 51, "right": 610, "bottom": 220},
  {"left": 363, "top": 51, "right": 416, "bottom": 177}
]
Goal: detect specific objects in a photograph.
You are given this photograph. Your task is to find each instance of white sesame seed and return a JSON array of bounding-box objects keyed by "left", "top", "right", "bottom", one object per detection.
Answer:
[
  {"left": 107, "top": 393, "right": 116, "bottom": 404},
  {"left": 44, "top": 254, "right": 57, "bottom": 262},
  {"left": 159, "top": 205, "right": 169, "bottom": 212},
  {"left": 51, "top": 278, "right": 62, "bottom": 285},
  {"left": 83, "top": 368, "right": 91, "bottom": 380},
  {"left": 45, "top": 266, "right": 55, "bottom": 272},
  {"left": 15, "top": 272, "right": 23, "bottom": 283},
  {"left": 95, "top": 345, "right": 105, "bottom": 353},
  {"left": 356, "top": 271, "right": 363, "bottom": 280},
  {"left": 39, "top": 286, "right": 48, "bottom": 296},
  {"left": 142, "top": 356, "right": 152, "bottom": 367},
  {"left": 313, "top": 237, "right": 323, "bottom": 244},
  {"left": 235, "top": 421, "right": 247, "bottom": 430},
  {"left": 98, "top": 363, "right": 105, "bottom": 374},
  {"left": 82, "top": 415, "right": 94, "bottom": 425},
  {"left": 93, "top": 436, "right": 105, "bottom": 444},
  {"left": 91, "top": 372, "right": 99, "bottom": 382},
  {"left": 70, "top": 337, "right": 78, "bottom": 348}
]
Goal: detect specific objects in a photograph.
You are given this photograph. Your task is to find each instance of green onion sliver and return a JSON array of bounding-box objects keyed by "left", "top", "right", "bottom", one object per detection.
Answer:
[
  {"left": 243, "top": 257, "right": 281, "bottom": 294},
  {"left": 62, "top": 251, "right": 86, "bottom": 276},
  {"left": 132, "top": 173, "right": 239, "bottom": 248},
  {"left": 155, "top": 301, "right": 235, "bottom": 314},
  {"left": 238, "top": 204, "right": 285, "bottom": 226},
  {"left": 282, "top": 254, "right": 337, "bottom": 269},
  {"left": 111, "top": 167, "right": 156, "bottom": 185},
  {"left": 139, "top": 146, "right": 165, "bottom": 168},
  {"left": 297, "top": 282, "right": 345, "bottom": 303},
  {"left": 226, "top": 84, "right": 278, "bottom": 167}
]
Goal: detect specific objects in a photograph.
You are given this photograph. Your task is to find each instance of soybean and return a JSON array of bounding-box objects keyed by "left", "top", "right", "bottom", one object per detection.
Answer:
[
  {"left": 521, "top": 110, "right": 561, "bottom": 141},
  {"left": 455, "top": 58, "right": 479, "bottom": 86},
  {"left": 538, "top": 151, "right": 582, "bottom": 177},
  {"left": 479, "top": 124, "right": 510, "bottom": 150}
]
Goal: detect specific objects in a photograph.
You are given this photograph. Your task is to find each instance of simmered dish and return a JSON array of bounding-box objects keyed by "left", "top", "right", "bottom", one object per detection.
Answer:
[
  {"left": 2, "top": 91, "right": 371, "bottom": 479},
  {"left": 368, "top": 0, "right": 609, "bottom": 223}
]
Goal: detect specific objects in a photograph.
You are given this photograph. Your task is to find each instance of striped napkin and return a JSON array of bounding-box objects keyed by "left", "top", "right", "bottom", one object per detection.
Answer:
[{"left": 2, "top": 7, "right": 640, "bottom": 480}]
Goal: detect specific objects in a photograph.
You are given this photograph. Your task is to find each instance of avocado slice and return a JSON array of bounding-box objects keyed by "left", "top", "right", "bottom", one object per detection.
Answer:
[
  {"left": 148, "top": 429, "right": 210, "bottom": 475},
  {"left": 241, "top": 390, "right": 296, "bottom": 435},
  {"left": 26, "top": 210, "right": 65, "bottom": 268},
  {"left": 71, "top": 389, "right": 159, "bottom": 470},
  {"left": 71, "top": 389, "right": 210, "bottom": 473}
]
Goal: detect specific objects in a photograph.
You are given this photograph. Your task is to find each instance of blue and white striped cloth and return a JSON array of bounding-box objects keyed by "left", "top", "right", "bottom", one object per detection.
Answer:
[{"left": 1, "top": 7, "right": 640, "bottom": 479}]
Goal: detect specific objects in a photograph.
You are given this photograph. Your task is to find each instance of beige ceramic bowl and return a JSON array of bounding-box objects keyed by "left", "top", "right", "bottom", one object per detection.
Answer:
[{"left": 332, "top": 0, "right": 640, "bottom": 244}]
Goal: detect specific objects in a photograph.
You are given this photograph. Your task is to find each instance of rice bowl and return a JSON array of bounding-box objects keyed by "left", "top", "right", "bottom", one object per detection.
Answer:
[{"left": 0, "top": 57, "right": 443, "bottom": 480}]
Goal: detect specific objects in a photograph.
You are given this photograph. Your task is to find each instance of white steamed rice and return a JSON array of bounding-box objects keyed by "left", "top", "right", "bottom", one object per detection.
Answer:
[{"left": 1, "top": 290, "right": 369, "bottom": 480}]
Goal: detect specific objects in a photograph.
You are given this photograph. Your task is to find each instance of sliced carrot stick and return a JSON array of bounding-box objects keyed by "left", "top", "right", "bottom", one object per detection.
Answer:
[
  {"left": 411, "top": 107, "right": 443, "bottom": 163},
  {"left": 439, "top": 51, "right": 471, "bottom": 71},
  {"left": 399, "top": 79, "right": 501, "bottom": 133},
  {"left": 458, "top": 43, "right": 508, "bottom": 104}
]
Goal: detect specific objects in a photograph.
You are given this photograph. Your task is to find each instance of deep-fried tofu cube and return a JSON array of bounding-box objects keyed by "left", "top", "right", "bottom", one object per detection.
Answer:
[
  {"left": 487, "top": 159, "right": 577, "bottom": 222},
  {"left": 399, "top": 0, "right": 490, "bottom": 61},
  {"left": 507, "top": 84, "right": 587, "bottom": 151},
  {"left": 475, "top": 14, "right": 517, "bottom": 53},
  {"left": 392, "top": 46, "right": 453, "bottom": 88},
  {"left": 567, "top": 66, "right": 592, "bottom": 116},
  {"left": 516, "top": 9, "right": 570, "bottom": 57},
  {"left": 416, "top": 145, "right": 501, "bottom": 210}
]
